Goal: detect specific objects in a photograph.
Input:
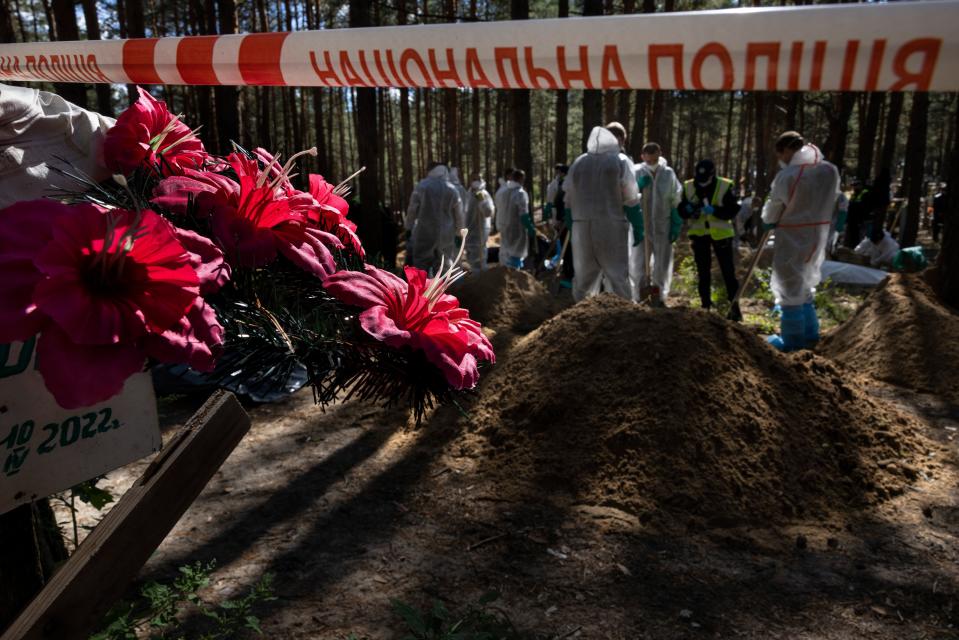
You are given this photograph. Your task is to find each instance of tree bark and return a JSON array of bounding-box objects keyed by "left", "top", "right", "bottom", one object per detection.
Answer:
[
  {"left": 901, "top": 92, "right": 929, "bottom": 247},
  {"left": 581, "top": 0, "right": 603, "bottom": 150},
  {"left": 350, "top": 0, "right": 383, "bottom": 257},
  {"left": 77, "top": 0, "right": 112, "bottom": 116},
  {"left": 553, "top": 0, "right": 569, "bottom": 165},
  {"left": 938, "top": 99, "right": 959, "bottom": 307},
  {"left": 822, "top": 92, "right": 856, "bottom": 170},
  {"left": 0, "top": 0, "right": 16, "bottom": 43},
  {"left": 125, "top": 0, "right": 147, "bottom": 105},
  {"left": 879, "top": 92, "right": 904, "bottom": 178},
  {"left": 213, "top": 0, "right": 239, "bottom": 153},
  {"left": 50, "top": 0, "right": 87, "bottom": 107},
  {"left": 857, "top": 92, "right": 883, "bottom": 182},
  {"left": 509, "top": 0, "right": 531, "bottom": 187}
]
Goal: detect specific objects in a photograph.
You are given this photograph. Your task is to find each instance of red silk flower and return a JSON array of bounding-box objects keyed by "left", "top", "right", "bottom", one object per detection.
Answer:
[
  {"left": 323, "top": 265, "right": 494, "bottom": 390},
  {"left": 103, "top": 86, "right": 208, "bottom": 175},
  {"left": 0, "top": 200, "right": 225, "bottom": 408},
  {"left": 305, "top": 174, "right": 364, "bottom": 258},
  {"left": 152, "top": 152, "right": 343, "bottom": 278}
]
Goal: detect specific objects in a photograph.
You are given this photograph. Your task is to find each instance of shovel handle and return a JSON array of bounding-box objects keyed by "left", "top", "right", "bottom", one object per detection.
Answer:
[{"left": 729, "top": 227, "right": 773, "bottom": 309}]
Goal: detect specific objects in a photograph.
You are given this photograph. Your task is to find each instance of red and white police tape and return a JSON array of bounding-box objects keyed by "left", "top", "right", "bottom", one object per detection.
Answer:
[{"left": 1, "top": 1, "right": 957, "bottom": 91}]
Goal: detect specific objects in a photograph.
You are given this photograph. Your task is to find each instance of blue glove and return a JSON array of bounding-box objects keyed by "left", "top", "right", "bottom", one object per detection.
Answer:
[
  {"left": 762, "top": 221, "right": 777, "bottom": 232},
  {"left": 563, "top": 208, "right": 572, "bottom": 229},
  {"left": 669, "top": 208, "right": 682, "bottom": 243},
  {"left": 836, "top": 208, "right": 848, "bottom": 232},
  {"left": 625, "top": 203, "right": 644, "bottom": 246},
  {"left": 637, "top": 175, "right": 652, "bottom": 190},
  {"left": 703, "top": 204, "right": 715, "bottom": 215},
  {"left": 521, "top": 213, "right": 536, "bottom": 237}
]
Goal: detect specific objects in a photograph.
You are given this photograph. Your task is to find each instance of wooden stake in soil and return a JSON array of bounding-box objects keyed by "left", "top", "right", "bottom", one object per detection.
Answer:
[{"left": 1, "top": 391, "right": 251, "bottom": 640}]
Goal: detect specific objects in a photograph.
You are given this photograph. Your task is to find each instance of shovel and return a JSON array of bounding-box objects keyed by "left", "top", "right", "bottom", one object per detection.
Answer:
[
  {"left": 638, "top": 205, "right": 659, "bottom": 304},
  {"left": 547, "top": 229, "right": 573, "bottom": 295},
  {"left": 727, "top": 226, "right": 773, "bottom": 320}
]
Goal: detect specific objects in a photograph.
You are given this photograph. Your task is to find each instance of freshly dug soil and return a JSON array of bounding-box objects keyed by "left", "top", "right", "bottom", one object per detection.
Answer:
[
  {"left": 819, "top": 273, "right": 959, "bottom": 406},
  {"left": 459, "top": 294, "right": 940, "bottom": 531},
  {"left": 451, "top": 265, "right": 559, "bottom": 334}
]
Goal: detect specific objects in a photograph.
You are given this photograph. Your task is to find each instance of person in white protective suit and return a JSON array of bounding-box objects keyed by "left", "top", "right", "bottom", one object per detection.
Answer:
[
  {"left": 495, "top": 168, "right": 533, "bottom": 269},
  {"left": 631, "top": 142, "right": 683, "bottom": 305},
  {"left": 563, "top": 126, "right": 640, "bottom": 301},
  {"left": 761, "top": 131, "right": 841, "bottom": 352},
  {"left": 464, "top": 173, "right": 495, "bottom": 270},
  {"left": 0, "top": 83, "right": 114, "bottom": 207},
  {"left": 406, "top": 162, "right": 464, "bottom": 275}
]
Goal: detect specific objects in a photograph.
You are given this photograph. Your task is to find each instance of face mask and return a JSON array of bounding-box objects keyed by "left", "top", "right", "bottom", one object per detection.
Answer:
[
  {"left": 778, "top": 160, "right": 787, "bottom": 169},
  {"left": 646, "top": 161, "right": 658, "bottom": 168},
  {"left": 470, "top": 181, "right": 482, "bottom": 190}
]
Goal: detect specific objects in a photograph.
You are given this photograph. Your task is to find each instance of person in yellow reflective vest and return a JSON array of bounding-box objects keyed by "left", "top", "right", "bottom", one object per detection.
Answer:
[{"left": 679, "top": 159, "right": 743, "bottom": 321}]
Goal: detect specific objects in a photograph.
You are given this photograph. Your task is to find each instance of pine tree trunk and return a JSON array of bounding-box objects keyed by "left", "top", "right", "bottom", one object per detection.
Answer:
[
  {"left": 581, "top": 0, "right": 603, "bottom": 150},
  {"left": 50, "top": 0, "right": 87, "bottom": 107},
  {"left": 0, "top": 0, "right": 16, "bottom": 43},
  {"left": 823, "top": 92, "right": 856, "bottom": 169},
  {"left": 901, "top": 92, "right": 929, "bottom": 247},
  {"left": 754, "top": 93, "right": 771, "bottom": 198},
  {"left": 79, "top": 0, "right": 113, "bottom": 116},
  {"left": 553, "top": 1, "right": 570, "bottom": 165},
  {"left": 857, "top": 92, "right": 883, "bottom": 182},
  {"left": 350, "top": 0, "right": 383, "bottom": 257},
  {"left": 879, "top": 92, "right": 904, "bottom": 178},
  {"left": 125, "top": 0, "right": 147, "bottom": 105},
  {"left": 722, "top": 92, "right": 735, "bottom": 176},
  {"left": 939, "top": 100, "right": 959, "bottom": 307}
]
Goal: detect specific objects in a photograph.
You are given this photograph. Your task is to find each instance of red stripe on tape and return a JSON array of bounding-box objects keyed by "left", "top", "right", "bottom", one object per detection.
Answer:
[
  {"left": 123, "top": 38, "right": 162, "bottom": 84},
  {"left": 238, "top": 33, "right": 289, "bottom": 85},
  {"left": 177, "top": 36, "right": 220, "bottom": 85}
]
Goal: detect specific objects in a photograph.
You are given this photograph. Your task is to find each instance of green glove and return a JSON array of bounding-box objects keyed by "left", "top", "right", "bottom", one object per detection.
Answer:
[
  {"left": 544, "top": 202, "right": 554, "bottom": 222},
  {"left": 637, "top": 174, "right": 652, "bottom": 190},
  {"left": 669, "top": 208, "right": 682, "bottom": 243},
  {"left": 762, "top": 221, "right": 777, "bottom": 232},
  {"left": 563, "top": 208, "right": 572, "bottom": 229},
  {"left": 521, "top": 213, "right": 536, "bottom": 237},
  {"left": 625, "top": 203, "right": 644, "bottom": 246},
  {"left": 836, "top": 208, "right": 848, "bottom": 232}
]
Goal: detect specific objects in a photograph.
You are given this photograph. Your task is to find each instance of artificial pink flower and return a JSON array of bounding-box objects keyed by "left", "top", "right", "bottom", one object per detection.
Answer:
[
  {"left": 0, "top": 200, "right": 224, "bottom": 408},
  {"left": 323, "top": 265, "right": 494, "bottom": 390},
  {"left": 103, "top": 86, "right": 208, "bottom": 175},
  {"left": 152, "top": 153, "right": 343, "bottom": 278},
  {"left": 305, "top": 174, "right": 365, "bottom": 258}
]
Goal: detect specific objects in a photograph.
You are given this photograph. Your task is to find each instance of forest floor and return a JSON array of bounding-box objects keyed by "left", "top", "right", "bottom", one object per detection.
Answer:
[{"left": 57, "top": 229, "right": 958, "bottom": 640}]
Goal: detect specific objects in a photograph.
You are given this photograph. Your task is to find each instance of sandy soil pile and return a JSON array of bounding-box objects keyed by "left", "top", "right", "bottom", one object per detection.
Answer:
[
  {"left": 451, "top": 266, "right": 559, "bottom": 335},
  {"left": 459, "top": 294, "right": 939, "bottom": 530},
  {"left": 819, "top": 273, "right": 959, "bottom": 406}
]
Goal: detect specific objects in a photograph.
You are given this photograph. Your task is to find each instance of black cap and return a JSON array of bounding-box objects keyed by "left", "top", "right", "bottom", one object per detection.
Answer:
[{"left": 695, "top": 159, "right": 716, "bottom": 185}]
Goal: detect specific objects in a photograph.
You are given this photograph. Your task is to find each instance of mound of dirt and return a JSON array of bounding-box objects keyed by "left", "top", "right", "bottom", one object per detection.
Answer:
[
  {"left": 459, "top": 295, "right": 940, "bottom": 531},
  {"left": 451, "top": 266, "right": 558, "bottom": 334},
  {"left": 819, "top": 273, "right": 959, "bottom": 406}
]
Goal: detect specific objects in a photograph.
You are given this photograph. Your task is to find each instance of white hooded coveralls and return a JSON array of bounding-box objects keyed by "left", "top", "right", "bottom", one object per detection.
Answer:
[
  {"left": 761, "top": 144, "right": 841, "bottom": 306},
  {"left": 630, "top": 156, "right": 682, "bottom": 302},
  {"left": 465, "top": 179, "right": 495, "bottom": 270},
  {"left": 563, "top": 126, "right": 639, "bottom": 301},
  {"left": 495, "top": 180, "right": 530, "bottom": 267},
  {"left": 406, "top": 164, "right": 464, "bottom": 275},
  {"left": 0, "top": 83, "right": 114, "bottom": 207}
]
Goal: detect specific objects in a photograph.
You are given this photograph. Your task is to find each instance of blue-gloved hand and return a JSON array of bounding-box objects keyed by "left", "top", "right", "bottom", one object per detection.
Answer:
[
  {"left": 637, "top": 175, "right": 652, "bottom": 190},
  {"left": 521, "top": 213, "right": 536, "bottom": 237},
  {"left": 836, "top": 208, "right": 848, "bottom": 233},
  {"left": 703, "top": 204, "right": 715, "bottom": 215},
  {"left": 625, "top": 203, "right": 644, "bottom": 246},
  {"left": 762, "top": 221, "right": 777, "bottom": 232},
  {"left": 669, "top": 208, "right": 682, "bottom": 243},
  {"left": 563, "top": 208, "right": 572, "bottom": 229}
]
